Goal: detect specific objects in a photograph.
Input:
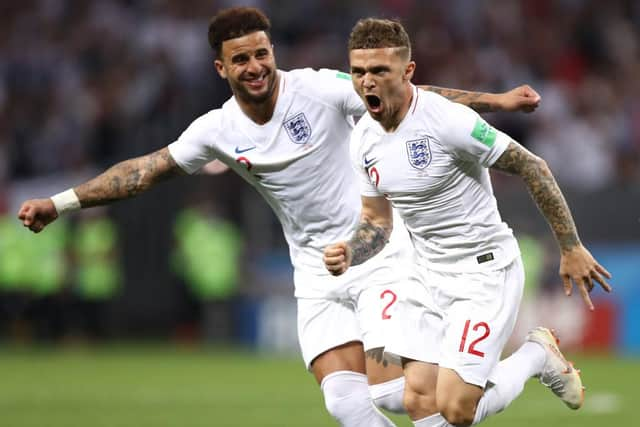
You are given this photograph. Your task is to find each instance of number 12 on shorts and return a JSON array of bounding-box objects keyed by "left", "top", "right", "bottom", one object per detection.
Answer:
[{"left": 458, "top": 319, "right": 490, "bottom": 357}]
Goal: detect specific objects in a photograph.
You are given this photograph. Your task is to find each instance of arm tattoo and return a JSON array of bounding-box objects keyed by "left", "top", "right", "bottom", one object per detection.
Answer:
[
  {"left": 492, "top": 142, "right": 581, "bottom": 252},
  {"left": 347, "top": 220, "right": 390, "bottom": 266},
  {"left": 421, "top": 85, "right": 495, "bottom": 113},
  {"left": 75, "top": 148, "right": 183, "bottom": 208}
]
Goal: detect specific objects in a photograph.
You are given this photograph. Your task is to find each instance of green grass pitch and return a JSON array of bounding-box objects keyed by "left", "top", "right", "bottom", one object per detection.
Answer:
[{"left": 0, "top": 345, "right": 635, "bottom": 426}]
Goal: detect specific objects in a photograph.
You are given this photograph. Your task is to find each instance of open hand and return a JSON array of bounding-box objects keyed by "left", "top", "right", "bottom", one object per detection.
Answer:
[
  {"left": 17, "top": 199, "right": 58, "bottom": 233},
  {"left": 559, "top": 244, "right": 612, "bottom": 310},
  {"left": 323, "top": 242, "right": 352, "bottom": 276}
]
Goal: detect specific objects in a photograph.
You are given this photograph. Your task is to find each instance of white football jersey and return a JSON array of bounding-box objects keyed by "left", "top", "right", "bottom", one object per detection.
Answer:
[
  {"left": 351, "top": 86, "right": 520, "bottom": 272},
  {"left": 169, "top": 68, "right": 410, "bottom": 297}
]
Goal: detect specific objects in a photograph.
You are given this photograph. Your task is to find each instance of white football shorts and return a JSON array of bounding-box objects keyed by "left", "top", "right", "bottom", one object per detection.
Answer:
[
  {"left": 296, "top": 247, "right": 412, "bottom": 369},
  {"left": 385, "top": 256, "right": 524, "bottom": 387}
]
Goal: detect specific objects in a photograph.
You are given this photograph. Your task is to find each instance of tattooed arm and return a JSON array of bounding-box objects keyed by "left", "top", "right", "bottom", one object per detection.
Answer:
[
  {"left": 419, "top": 84, "right": 540, "bottom": 114},
  {"left": 491, "top": 141, "right": 612, "bottom": 309},
  {"left": 75, "top": 147, "right": 183, "bottom": 208},
  {"left": 18, "top": 147, "right": 185, "bottom": 233},
  {"left": 323, "top": 196, "right": 393, "bottom": 276}
]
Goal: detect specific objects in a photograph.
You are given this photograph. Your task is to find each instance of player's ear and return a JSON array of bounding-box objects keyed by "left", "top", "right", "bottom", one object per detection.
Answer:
[
  {"left": 404, "top": 61, "right": 416, "bottom": 82},
  {"left": 214, "top": 58, "right": 227, "bottom": 79}
]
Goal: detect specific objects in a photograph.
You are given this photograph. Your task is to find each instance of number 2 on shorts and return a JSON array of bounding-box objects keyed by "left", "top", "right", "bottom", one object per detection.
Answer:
[
  {"left": 380, "top": 289, "right": 397, "bottom": 320},
  {"left": 458, "top": 319, "right": 490, "bottom": 357}
]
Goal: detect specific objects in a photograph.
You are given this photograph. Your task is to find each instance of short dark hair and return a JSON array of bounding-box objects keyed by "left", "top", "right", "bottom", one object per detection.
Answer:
[
  {"left": 208, "top": 7, "right": 271, "bottom": 58},
  {"left": 348, "top": 18, "right": 411, "bottom": 59}
]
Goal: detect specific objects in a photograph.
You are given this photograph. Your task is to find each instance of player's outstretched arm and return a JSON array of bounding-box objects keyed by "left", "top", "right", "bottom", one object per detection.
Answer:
[
  {"left": 18, "top": 147, "right": 184, "bottom": 233},
  {"left": 491, "top": 141, "right": 612, "bottom": 309},
  {"left": 420, "top": 84, "right": 541, "bottom": 113},
  {"left": 323, "top": 196, "right": 393, "bottom": 276}
]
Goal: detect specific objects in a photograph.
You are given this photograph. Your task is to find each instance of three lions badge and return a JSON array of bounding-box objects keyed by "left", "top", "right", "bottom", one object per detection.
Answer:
[
  {"left": 283, "top": 113, "right": 312, "bottom": 144},
  {"left": 405, "top": 137, "right": 432, "bottom": 169}
]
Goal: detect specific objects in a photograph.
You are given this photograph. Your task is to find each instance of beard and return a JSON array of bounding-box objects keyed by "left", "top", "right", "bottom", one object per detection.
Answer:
[{"left": 230, "top": 71, "right": 277, "bottom": 105}]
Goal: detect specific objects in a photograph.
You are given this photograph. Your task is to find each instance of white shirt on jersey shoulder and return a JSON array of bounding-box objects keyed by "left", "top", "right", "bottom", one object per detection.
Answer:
[{"left": 350, "top": 85, "right": 520, "bottom": 272}]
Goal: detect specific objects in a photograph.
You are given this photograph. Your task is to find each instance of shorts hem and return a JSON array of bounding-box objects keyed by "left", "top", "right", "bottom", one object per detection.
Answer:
[{"left": 439, "top": 362, "right": 488, "bottom": 388}]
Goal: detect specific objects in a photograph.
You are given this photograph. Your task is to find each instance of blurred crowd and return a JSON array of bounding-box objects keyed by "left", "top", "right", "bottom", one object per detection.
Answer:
[
  {"left": 0, "top": 1, "right": 638, "bottom": 340},
  {"left": 1, "top": 0, "right": 639, "bottom": 198}
]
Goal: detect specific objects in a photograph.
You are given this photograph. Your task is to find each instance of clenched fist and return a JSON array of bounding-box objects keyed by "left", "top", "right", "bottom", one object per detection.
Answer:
[
  {"left": 323, "top": 241, "right": 352, "bottom": 276},
  {"left": 498, "top": 84, "right": 541, "bottom": 113},
  {"left": 18, "top": 199, "right": 58, "bottom": 233}
]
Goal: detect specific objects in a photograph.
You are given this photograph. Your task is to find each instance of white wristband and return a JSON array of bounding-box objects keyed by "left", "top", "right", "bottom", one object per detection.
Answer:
[{"left": 50, "top": 189, "right": 81, "bottom": 215}]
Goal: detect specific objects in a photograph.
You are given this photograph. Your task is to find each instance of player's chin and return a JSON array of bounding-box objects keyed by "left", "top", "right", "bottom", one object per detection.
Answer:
[
  {"left": 367, "top": 109, "right": 383, "bottom": 119},
  {"left": 245, "top": 86, "right": 272, "bottom": 103}
]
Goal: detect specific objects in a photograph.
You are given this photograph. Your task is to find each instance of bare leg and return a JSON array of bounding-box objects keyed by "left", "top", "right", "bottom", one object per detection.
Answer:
[
  {"left": 366, "top": 347, "right": 406, "bottom": 413},
  {"left": 436, "top": 368, "right": 483, "bottom": 426},
  {"left": 402, "top": 359, "right": 440, "bottom": 421}
]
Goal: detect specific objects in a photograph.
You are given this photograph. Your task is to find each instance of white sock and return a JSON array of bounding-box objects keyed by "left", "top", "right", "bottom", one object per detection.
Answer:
[
  {"left": 370, "top": 376, "right": 406, "bottom": 414},
  {"left": 473, "top": 342, "right": 546, "bottom": 424},
  {"left": 413, "top": 413, "right": 450, "bottom": 427},
  {"left": 321, "top": 370, "right": 397, "bottom": 427}
]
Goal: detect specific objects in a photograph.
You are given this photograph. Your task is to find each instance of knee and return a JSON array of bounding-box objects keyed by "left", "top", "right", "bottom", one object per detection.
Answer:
[
  {"left": 438, "top": 400, "right": 476, "bottom": 426},
  {"left": 403, "top": 383, "right": 437, "bottom": 419}
]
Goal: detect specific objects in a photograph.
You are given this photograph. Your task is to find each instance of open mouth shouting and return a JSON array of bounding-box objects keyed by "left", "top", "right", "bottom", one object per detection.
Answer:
[{"left": 365, "top": 94, "right": 383, "bottom": 115}]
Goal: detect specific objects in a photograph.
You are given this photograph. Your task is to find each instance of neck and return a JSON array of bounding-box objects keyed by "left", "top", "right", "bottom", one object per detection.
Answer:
[
  {"left": 236, "top": 72, "right": 280, "bottom": 125},
  {"left": 381, "top": 83, "right": 413, "bottom": 132}
]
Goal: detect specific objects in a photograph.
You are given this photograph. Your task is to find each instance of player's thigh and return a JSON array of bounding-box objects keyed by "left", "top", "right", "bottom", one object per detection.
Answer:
[
  {"left": 364, "top": 347, "right": 404, "bottom": 384},
  {"left": 381, "top": 274, "right": 444, "bottom": 369},
  {"left": 402, "top": 358, "right": 439, "bottom": 396},
  {"left": 298, "top": 297, "right": 365, "bottom": 383},
  {"left": 436, "top": 367, "right": 484, "bottom": 416},
  {"left": 356, "top": 283, "right": 405, "bottom": 385},
  {"left": 311, "top": 341, "right": 367, "bottom": 384},
  {"left": 437, "top": 259, "right": 525, "bottom": 387}
]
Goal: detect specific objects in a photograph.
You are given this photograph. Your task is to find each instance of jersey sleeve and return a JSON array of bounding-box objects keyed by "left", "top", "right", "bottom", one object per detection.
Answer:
[
  {"left": 430, "top": 96, "right": 511, "bottom": 167},
  {"left": 167, "top": 111, "right": 220, "bottom": 174},
  {"left": 315, "top": 68, "right": 366, "bottom": 117},
  {"left": 350, "top": 123, "right": 382, "bottom": 197}
]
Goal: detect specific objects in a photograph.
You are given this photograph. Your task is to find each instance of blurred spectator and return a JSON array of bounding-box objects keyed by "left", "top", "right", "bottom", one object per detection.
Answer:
[
  {"left": 171, "top": 197, "right": 243, "bottom": 342},
  {"left": 68, "top": 207, "right": 122, "bottom": 340},
  {"left": 2, "top": 0, "right": 638, "bottom": 342}
]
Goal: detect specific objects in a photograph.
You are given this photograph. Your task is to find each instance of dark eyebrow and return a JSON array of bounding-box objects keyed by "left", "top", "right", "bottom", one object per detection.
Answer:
[
  {"left": 370, "top": 65, "right": 391, "bottom": 73},
  {"left": 350, "top": 65, "right": 391, "bottom": 74}
]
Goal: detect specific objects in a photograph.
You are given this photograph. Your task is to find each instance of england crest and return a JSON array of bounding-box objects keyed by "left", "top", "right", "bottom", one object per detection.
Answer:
[
  {"left": 405, "top": 137, "right": 432, "bottom": 169},
  {"left": 283, "top": 113, "right": 312, "bottom": 144}
]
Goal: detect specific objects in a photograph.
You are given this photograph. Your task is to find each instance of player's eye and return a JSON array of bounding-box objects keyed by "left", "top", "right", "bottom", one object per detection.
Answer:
[{"left": 232, "top": 54, "right": 249, "bottom": 64}]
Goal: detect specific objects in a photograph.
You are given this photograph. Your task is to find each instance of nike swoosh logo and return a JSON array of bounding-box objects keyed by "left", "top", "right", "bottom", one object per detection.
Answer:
[
  {"left": 235, "top": 146, "right": 256, "bottom": 154},
  {"left": 364, "top": 156, "right": 377, "bottom": 168}
]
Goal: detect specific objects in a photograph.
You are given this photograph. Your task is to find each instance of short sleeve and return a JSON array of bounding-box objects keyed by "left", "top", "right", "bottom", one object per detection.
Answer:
[
  {"left": 350, "top": 123, "right": 382, "bottom": 197},
  {"left": 168, "top": 111, "right": 220, "bottom": 174},
  {"left": 316, "top": 69, "right": 366, "bottom": 117},
  {"left": 433, "top": 98, "right": 511, "bottom": 167}
]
